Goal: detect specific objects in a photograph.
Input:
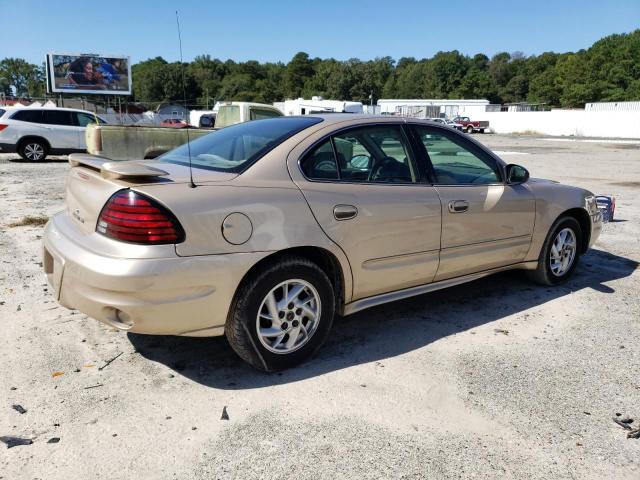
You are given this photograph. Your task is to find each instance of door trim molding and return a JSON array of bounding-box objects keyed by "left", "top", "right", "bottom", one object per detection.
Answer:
[{"left": 341, "top": 260, "right": 538, "bottom": 316}]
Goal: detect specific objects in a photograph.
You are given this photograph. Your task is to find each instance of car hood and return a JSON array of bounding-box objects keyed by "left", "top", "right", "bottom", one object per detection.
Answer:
[{"left": 528, "top": 177, "right": 560, "bottom": 185}]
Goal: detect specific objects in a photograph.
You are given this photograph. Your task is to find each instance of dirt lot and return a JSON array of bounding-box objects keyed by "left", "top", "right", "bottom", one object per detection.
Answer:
[{"left": 1, "top": 135, "right": 638, "bottom": 479}]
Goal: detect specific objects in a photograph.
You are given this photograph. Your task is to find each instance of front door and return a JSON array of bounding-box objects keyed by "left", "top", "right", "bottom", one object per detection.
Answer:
[
  {"left": 294, "top": 124, "right": 442, "bottom": 300},
  {"left": 410, "top": 125, "right": 535, "bottom": 281},
  {"left": 73, "top": 112, "right": 102, "bottom": 150}
]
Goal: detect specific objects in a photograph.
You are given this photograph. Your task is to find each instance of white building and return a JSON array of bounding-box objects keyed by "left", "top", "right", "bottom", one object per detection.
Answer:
[
  {"left": 279, "top": 97, "right": 363, "bottom": 116},
  {"left": 585, "top": 101, "right": 640, "bottom": 112},
  {"left": 377, "top": 99, "right": 490, "bottom": 119}
]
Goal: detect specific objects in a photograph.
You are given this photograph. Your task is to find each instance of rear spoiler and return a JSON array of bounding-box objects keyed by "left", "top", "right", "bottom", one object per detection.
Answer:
[{"left": 68, "top": 154, "right": 169, "bottom": 180}]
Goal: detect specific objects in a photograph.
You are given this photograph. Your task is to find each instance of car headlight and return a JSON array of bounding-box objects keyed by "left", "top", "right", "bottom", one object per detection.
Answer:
[{"left": 585, "top": 195, "right": 598, "bottom": 215}]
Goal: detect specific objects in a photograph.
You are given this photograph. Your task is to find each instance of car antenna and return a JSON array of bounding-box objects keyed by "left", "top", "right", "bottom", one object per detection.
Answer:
[{"left": 176, "top": 10, "right": 196, "bottom": 188}]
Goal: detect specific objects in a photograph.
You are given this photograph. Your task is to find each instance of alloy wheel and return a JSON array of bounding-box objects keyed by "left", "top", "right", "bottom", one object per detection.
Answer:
[
  {"left": 256, "top": 279, "right": 321, "bottom": 354},
  {"left": 24, "top": 143, "right": 44, "bottom": 161},
  {"left": 549, "top": 227, "right": 577, "bottom": 276}
]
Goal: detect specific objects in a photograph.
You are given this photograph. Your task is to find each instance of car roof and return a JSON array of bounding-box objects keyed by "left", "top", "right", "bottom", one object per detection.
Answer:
[
  {"left": 3, "top": 106, "right": 99, "bottom": 115},
  {"left": 297, "top": 114, "right": 448, "bottom": 127}
]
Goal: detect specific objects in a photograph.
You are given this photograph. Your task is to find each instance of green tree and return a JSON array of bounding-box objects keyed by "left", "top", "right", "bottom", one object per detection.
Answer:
[
  {"left": 0, "top": 58, "right": 44, "bottom": 98},
  {"left": 284, "top": 52, "right": 314, "bottom": 99}
]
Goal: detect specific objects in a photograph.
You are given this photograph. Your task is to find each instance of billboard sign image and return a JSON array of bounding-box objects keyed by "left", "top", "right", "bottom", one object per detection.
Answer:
[{"left": 46, "top": 53, "right": 132, "bottom": 95}]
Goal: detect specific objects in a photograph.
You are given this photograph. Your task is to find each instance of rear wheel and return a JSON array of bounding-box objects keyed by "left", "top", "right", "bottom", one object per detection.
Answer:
[
  {"left": 225, "top": 256, "right": 335, "bottom": 371},
  {"left": 528, "top": 216, "right": 582, "bottom": 285},
  {"left": 19, "top": 139, "right": 48, "bottom": 161}
]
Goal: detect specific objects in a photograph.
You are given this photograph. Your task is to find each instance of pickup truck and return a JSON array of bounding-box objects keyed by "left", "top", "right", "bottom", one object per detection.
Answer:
[
  {"left": 85, "top": 102, "right": 283, "bottom": 160},
  {"left": 452, "top": 116, "right": 490, "bottom": 134}
]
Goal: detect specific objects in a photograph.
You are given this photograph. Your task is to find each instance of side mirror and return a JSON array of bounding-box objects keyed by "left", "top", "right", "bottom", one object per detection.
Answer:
[{"left": 506, "top": 164, "right": 529, "bottom": 185}]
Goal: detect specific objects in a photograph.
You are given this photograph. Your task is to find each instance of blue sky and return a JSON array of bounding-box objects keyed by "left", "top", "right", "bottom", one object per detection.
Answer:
[{"left": 2, "top": 0, "right": 638, "bottom": 64}]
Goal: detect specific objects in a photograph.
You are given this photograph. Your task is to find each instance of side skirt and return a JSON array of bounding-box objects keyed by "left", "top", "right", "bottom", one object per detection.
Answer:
[{"left": 341, "top": 261, "right": 538, "bottom": 316}]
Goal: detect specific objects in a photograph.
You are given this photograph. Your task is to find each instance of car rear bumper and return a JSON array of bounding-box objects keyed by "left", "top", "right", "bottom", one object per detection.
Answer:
[
  {"left": 0, "top": 142, "right": 17, "bottom": 153},
  {"left": 43, "top": 212, "right": 270, "bottom": 337}
]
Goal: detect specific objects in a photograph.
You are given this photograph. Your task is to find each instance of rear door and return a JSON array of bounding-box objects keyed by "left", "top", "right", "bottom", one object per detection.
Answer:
[
  {"left": 42, "top": 110, "right": 77, "bottom": 150},
  {"left": 293, "top": 123, "right": 442, "bottom": 300},
  {"left": 410, "top": 124, "right": 535, "bottom": 281}
]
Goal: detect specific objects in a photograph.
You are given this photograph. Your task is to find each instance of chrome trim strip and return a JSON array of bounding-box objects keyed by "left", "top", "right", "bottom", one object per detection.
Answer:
[{"left": 342, "top": 261, "right": 538, "bottom": 316}]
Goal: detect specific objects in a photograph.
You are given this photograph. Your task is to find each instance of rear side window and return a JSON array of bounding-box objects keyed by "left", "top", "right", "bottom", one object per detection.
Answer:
[
  {"left": 301, "top": 140, "right": 339, "bottom": 180},
  {"left": 250, "top": 108, "right": 282, "bottom": 121},
  {"left": 0, "top": 109, "right": 5, "bottom": 118},
  {"left": 11, "top": 110, "right": 44, "bottom": 123},
  {"left": 302, "top": 125, "right": 418, "bottom": 184},
  {"left": 216, "top": 106, "right": 240, "bottom": 127},
  {"left": 43, "top": 110, "right": 74, "bottom": 126}
]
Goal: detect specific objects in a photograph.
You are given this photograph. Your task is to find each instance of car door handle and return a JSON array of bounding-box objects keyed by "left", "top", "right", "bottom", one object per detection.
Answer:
[
  {"left": 333, "top": 204, "right": 358, "bottom": 221},
  {"left": 448, "top": 200, "right": 469, "bottom": 213}
]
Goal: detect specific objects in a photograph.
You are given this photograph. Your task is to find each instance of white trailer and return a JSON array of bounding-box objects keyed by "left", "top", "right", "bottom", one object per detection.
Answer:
[{"left": 282, "top": 97, "right": 363, "bottom": 116}]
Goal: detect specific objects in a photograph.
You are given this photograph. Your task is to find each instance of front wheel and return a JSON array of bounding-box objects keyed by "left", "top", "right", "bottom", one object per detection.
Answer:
[
  {"left": 19, "top": 139, "right": 48, "bottom": 161},
  {"left": 466, "top": 125, "right": 474, "bottom": 134},
  {"left": 225, "top": 256, "right": 335, "bottom": 371},
  {"left": 528, "top": 216, "right": 582, "bottom": 286}
]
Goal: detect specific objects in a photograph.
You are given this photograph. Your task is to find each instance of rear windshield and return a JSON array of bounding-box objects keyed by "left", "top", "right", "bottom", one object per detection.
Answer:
[
  {"left": 216, "top": 105, "right": 240, "bottom": 128},
  {"left": 159, "top": 117, "right": 322, "bottom": 173}
]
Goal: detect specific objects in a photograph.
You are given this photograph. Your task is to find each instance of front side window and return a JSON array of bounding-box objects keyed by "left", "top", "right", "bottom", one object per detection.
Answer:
[
  {"left": 159, "top": 116, "right": 322, "bottom": 172},
  {"left": 414, "top": 126, "right": 500, "bottom": 185},
  {"left": 302, "top": 125, "right": 417, "bottom": 183},
  {"left": 75, "top": 112, "right": 102, "bottom": 127},
  {"left": 250, "top": 108, "right": 282, "bottom": 121}
]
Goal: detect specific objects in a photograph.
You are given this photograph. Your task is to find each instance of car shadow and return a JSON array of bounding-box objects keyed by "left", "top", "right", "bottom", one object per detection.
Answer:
[{"left": 128, "top": 249, "right": 638, "bottom": 389}]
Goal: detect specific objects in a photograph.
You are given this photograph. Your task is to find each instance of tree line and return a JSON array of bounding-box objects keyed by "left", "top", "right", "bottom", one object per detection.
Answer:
[{"left": 1, "top": 30, "right": 638, "bottom": 108}]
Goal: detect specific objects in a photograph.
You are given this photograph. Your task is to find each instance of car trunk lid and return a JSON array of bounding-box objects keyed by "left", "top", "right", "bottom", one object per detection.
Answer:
[{"left": 65, "top": 153, "right": 235, "bottom": 235}]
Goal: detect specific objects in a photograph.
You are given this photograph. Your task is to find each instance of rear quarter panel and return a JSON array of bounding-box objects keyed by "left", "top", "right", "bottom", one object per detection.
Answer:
[{"left": 137, "top": 180, "right": 354, "bottom": 300}]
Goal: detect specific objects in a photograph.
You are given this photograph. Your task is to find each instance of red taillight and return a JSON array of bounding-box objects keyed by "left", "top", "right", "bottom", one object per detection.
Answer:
[
  {"left": 0, "top": 124, "right": 8, "bottom": 131},
  {"left": 97, "top": 190, "right": 184, "bottom": 244}
]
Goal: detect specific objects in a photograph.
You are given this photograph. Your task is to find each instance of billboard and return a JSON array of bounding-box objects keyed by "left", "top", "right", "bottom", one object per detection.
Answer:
[{"left": 46, "top": 53, "right": 131, "bottom": 95}]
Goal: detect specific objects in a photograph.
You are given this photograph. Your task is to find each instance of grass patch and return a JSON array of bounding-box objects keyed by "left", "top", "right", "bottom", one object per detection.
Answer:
[
  {"left": 512, "top": 130, "right": 543, "bottom": 136},
  {"left": 8, "top": 215, "right": 49, "bottom": 227}
]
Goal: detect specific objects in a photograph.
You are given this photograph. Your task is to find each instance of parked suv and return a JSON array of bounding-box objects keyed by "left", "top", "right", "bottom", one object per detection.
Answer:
[{"left": 0, "top": 107, "right": 107, "bottom": 161}]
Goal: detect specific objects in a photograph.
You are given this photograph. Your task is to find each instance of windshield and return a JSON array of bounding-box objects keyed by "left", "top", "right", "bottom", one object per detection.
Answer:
[{"left": 158, "top": 116, "right": 323, "bottom": 172}]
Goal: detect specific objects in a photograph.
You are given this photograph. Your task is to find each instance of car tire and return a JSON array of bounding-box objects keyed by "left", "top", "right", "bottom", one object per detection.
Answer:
[
  {"left": 527, "top": 216, "right": 582, "bottom": 286},
  {"left": 19, "top": 139, "right": 48, "bottom": 161},
  {"left": 466, "top": 126, "right": 474, "bottom": 134},
  {"left": 225, "top": 256, "right": 335, "bottom": 371}
]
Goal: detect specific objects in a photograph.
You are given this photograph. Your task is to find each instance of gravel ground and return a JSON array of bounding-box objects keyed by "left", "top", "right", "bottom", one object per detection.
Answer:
[{"left": 0, "top": 135, "right": 638, "bottom": 479}]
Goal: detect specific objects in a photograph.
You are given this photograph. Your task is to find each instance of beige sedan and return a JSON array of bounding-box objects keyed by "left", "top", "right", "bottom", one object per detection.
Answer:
[{"left": 43, "top": 115, "right": 603, "bottom": 370}]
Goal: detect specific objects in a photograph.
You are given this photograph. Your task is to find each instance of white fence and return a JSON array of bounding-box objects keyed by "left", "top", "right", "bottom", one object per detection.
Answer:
[{"left": 482, "top": 110, "right": 640, "bottom": 139}]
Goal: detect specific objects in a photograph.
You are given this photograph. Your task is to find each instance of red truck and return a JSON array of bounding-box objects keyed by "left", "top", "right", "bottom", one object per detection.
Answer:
[{"left": 452, "top": 116, "right": 490, "bottom": 134}]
